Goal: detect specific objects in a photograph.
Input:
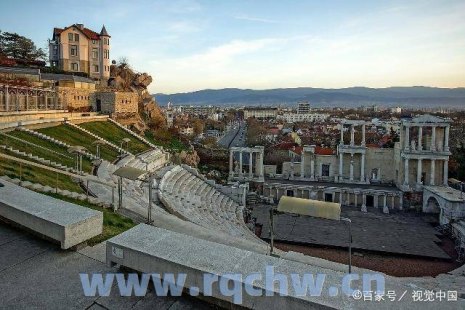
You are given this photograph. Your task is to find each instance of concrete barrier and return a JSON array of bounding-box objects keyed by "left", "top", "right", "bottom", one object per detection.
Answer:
[
  {"left": 106, "top": 224, "right": 358, "bottom": 309},
  {"left": 0, "top": 180, "right": 103, "bottom": 249}
]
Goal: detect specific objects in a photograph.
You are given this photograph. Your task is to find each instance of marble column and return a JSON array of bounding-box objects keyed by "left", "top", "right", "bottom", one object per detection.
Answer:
[
  {"left": 349, "top": 154, "right": 354, "bottom": 181},
  {"left": 404, "top": 125, "right": 410, "bottom": 151},
  {"left": 443, "top": 160, "right": 448, "bottom": 186},
  {"left": 339, "top": 153, "right": 343, "bottom": 181},
  {"left": 345, "top": 192, "right": 351, "bottom": 206},
  {"left": 360, "top": 154, "right": 365, "bottom": 182},
  {"left": 300, "top": 150, "right": 305, "bottom": 179},
  {"left": 403, "top": 158, "right": 409, "bottom": 186},
  {"left": 430, "top": 159, "right": 436, "bottom": 185},
  {"left": 416, "top": 158, "right": 422, "bottom": 185},
  {"left": 354, "top": 193, "right": 358, "bottom": 207},
  {"left": 310, "top": 156, "right": 315, "bottom": 180},
  {"left": 239, "top": 151, "right": 243, "bottom": 176},
  {"left": 229, "top": 150, "right": 234, "bottom": 175},
  {"left": 418, "top": 126, "right": 423, "bottom": 151},
  {"left": 361, "top": 194, "right": 367, "bottom": 212},
  {"left": 431, "top": 126, "right": 436, "bottom": 151},
  {"left": 362, "top": 124, "right": 366, "bottom": 146},
  {"left": 259, "top": 151, "right": 264, "bottom": 179},
  {"left": 248, "top": 151, "right": 253, "bottom": 177},
  {"left": 374, "top": 194, "right": 379, "bottom": 208},
  {"left": 340, "top": 124, "right": 344, "bottom": 144},
  {"left": 383, "top": 195, "right": 389, "bottom": 214},
  {"left": 391, "top": 195, "right": 395, "bottom": 209},
  {"left": 350, "top": 125, "right": 355, "bottom": 146},
  {"left": 444, "top": 126, "right": 450, "bottom": 152},
  {"left": 339, "top": 191, "right": 343, "bottom": 204}
]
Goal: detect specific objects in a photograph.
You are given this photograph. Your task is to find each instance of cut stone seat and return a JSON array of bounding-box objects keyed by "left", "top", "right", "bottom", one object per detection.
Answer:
[{"left": 0, "top": 181, "right": 103, "bottom": 249}]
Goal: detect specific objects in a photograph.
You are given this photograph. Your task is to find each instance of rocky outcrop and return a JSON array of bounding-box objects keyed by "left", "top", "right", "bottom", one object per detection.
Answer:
[
  {"left": 108, "top": 63, "right": 166, "bottom": 130},
  {"left": 172, "top": 150, "right": 200, "bottom": 167}
]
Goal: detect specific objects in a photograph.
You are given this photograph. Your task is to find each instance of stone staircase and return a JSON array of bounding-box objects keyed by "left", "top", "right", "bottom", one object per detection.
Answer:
[
  {"left": 0, "top": 145, "right": 77, "bottom": 173},
  {"left": 17, "top": 127, "right": 97, "bottom": 160},
  {"left": 108, "top": 118, "right": 158, "bottom": 149},
  {"left": 0, "top": 175, "right": 109, "bottom": 207},
  {"left": 66, "top": 122, "right": 133, "bottom": 155}
]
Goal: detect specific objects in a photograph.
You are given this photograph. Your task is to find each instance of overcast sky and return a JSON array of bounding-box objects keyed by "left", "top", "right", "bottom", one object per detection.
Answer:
[{"left": 1, "top": 0, "right": 464, "bottom": 93}]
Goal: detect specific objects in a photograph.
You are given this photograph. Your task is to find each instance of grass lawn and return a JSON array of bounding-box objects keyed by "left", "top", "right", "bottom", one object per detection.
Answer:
[
  {"left": 80, "top": 121, "right": 151, "bottom": 154},
  {"left": 45, "top": 192, "right": 136, "bottom": 245},
  {"left": 144, "top": 130, "right": 188, "bottom": 152},
  {"left": 1, "top": 130, "right": 93, "bottom": 173},
  {"left": 0, "top": 157, "right": 83, "bottom": 193},
  {"left": 38, "top": 124, "right": 120, "bottom": 162}
]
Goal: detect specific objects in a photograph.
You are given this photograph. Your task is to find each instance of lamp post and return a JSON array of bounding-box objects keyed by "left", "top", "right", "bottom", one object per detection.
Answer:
[
  {"left": 92, "top": 140, "right": 106, "bottom": 159},
  {"left": 68, "top": 145, "right": 88, "bottom": 174},
  {"left": 270, "top": 196, "right": 353, "bottom": 273},
  {"left": 120, "top": 138, "right": 131, "bottom": 153}
]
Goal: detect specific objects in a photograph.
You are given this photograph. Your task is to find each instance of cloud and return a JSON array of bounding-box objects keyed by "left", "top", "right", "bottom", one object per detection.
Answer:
[{"left": 234, "top": 14, "right": 280, "bottom": 24}]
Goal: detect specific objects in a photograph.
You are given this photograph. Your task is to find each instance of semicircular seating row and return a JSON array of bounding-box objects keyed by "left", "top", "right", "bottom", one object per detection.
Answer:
[{"left": 158, "top": 165, "right": 263, "bottom": 243}]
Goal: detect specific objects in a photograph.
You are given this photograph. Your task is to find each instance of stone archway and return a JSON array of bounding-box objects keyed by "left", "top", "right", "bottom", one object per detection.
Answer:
[{"left": 424, "top": 196, "right": 441, "bottom": 214}]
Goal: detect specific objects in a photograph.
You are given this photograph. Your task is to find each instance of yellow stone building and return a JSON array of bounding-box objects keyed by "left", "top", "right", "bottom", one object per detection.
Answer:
[{"left": 49, "top": 24, "right": 111, "bottom": 82}]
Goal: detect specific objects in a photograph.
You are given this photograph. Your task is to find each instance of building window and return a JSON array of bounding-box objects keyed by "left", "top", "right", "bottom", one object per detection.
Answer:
[
  {"left": 70, "top": 45, "right": 78, "bottom": 56},
  {"left": 92, "top": 48, "right": 98, "bottom": 59},
  {"left": 74, "top": 33, "right": 79, "bottom": 41},
  {"left": 68, "top": 33, "right": 73, "bottom": 41},
  {"left": 93, "top": 65, "right": 99, "bottom": 73},
  {"left": 71, "top": 63, "right": 79, "bottom": 71},
  {"left": 92, "top": 40, "right": 96, "bottom": 44},
  {"left": 322, "top": 164, "right": 330, "bottom": 177},
  {"left": 103, "top": 49, "right": 109, "bottom": 59}
]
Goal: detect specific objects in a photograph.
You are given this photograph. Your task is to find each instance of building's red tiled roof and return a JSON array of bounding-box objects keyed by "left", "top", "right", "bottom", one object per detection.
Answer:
[
  {"left": 53, "top": 25, "right": 101, "bottom": 40},
  {"left": 315, "top": 146, "right": 334, "bottom": 155}
]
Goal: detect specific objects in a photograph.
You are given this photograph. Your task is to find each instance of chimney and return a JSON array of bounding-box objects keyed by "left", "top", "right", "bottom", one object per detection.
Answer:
[{"left": 76, "top": 23, "right": 84, "bottom": 30}]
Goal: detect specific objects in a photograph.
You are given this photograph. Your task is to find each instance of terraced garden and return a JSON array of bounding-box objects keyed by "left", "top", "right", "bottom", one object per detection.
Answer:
[
  {"left": 80, "top": 121, "right": 151, "bottom": 154},
  {"left": 0, "top": 130, "right": 93, "bottom": 173},
  {"left": 0, "top": 156, "right": 83, "bottom": 193},
  {"left": 37, "top": 124, "right": 120, "bottom": 162}
]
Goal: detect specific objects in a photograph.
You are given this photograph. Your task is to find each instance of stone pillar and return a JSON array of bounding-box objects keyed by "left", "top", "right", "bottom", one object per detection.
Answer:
[
  {"left": 391, "top": 195, "right": 395, "bottom": 209},
  {"left": 383, "top": 195, "right": 389, "bottom": 214},
  {"left": 404, "top": 125, "right": 410, "bottom": 151},
  {"left": 248, "top": 151, "right": 253, "bottom": 177},
  {"left": 444, "top": 126, "right": 450, "bottom": 152},
  {"left": 430, "top": 126, "right": 436, "bottom": 151},
  {"left": 339, "top": 153, "right": 343, "bottom": 181},
  {"left": 5, "top": 85, "right": 9, "bottom": 111},
  {"left": 399, "top": 195, "right": 403, "bottom": 210},
  {"left": 361, "top": 124, "right": 366, "bottom": 146},
  {"left": 417, "top": 158, "right": 422, "bottom": 185},
  {"left": 350, "top": 125, "right": 355, "bottom": 146},
  {"left": 340, "top": 124, "right": 344, "bottom": 145},
  {"left": 310, "top": 156, "right": 315, "bottom": 180},
  {"left": 331, "top": 193, "right": 335, "bottom": 202},
  {"left": 354, "top": 193, "right": 358, "bottom": 207},
  {"left": 300, "top": 150, "right": 305, "bottom": 179},
  {"left": 374, "top": 194, "right": 379, "bottom": 208},
  {"left": 418, "top": 126, "right": 423, "bottom": 150},
  {"left": 239, "top": 151, "right": 243, "bottom": 176},
  {"left": 403, "top": 158, "right": 409, "bottom": 186},
  {"left": 345, "top": 192, "right": 351, "bottom": 205},
  {"left": 361, "top": 194, "right": 367, "bottom": 212},
  {"left": 259, "top": 150, "right": 264, "bottom": 180},
  {"left": 443, "top": 160, "right": 448, "bottom": 186},
  {"left": 430, "top": 159, "right": 435, "bottom": 185},
  {"left": 339, "top": 191, "right": 343, "bottom": 204},
  {"left": 349, "top": 154, "right": 354, "bottom": 181},
  {"left": 229, "top": 150, "right": 234, "bottom": 176},
  {"left": 360, "top": 153, "right": 365, "bottom": 182}
]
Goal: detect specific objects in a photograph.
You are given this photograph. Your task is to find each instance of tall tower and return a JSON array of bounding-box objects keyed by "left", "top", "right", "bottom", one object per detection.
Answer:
[{"left": 99, "top": 25, "right": 111, "bottom": 82}]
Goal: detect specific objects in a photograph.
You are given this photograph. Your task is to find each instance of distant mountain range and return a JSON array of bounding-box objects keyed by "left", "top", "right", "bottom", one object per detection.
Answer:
[{"left": 153, "top": 86, "right": 465, "bottom": 108}]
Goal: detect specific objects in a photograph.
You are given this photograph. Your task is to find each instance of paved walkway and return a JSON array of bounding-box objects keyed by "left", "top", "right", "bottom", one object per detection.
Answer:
[
  {"left": 0, "top": 223, "right": 213, "bottom": 309},
  {"left": 252, "top": 204, "right": 450, "bottom": 259}
]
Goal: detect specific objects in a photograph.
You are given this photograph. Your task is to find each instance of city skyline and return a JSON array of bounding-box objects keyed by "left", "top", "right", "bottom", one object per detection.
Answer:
[{"left": 1, "top": 0, "right": 464, "bottom": 93}]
